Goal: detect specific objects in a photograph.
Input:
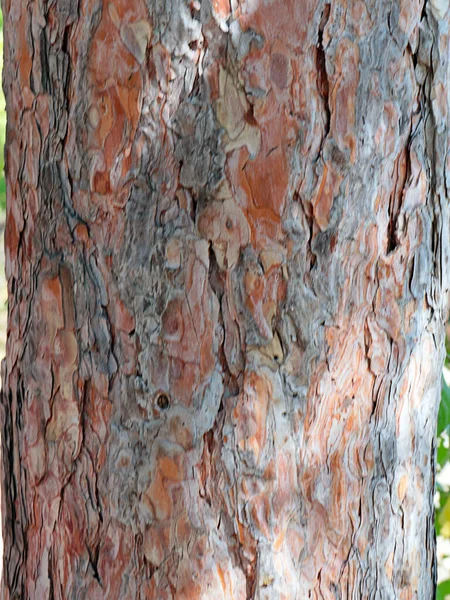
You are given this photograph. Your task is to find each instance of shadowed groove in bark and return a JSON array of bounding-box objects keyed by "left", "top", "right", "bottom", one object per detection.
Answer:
[
  {"left": 86, "top": 542, "right": 102, "bottom": 586},
  {"left": 316, "top": 3, "right": 331, "bottom": 141}
]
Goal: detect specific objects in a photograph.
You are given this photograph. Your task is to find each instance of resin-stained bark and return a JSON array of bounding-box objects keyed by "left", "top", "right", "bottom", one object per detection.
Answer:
[{"left": 1, "top": 0, "right": 450, "bottom": 598}]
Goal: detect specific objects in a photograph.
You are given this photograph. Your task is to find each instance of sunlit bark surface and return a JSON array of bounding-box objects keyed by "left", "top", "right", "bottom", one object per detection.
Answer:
[{"left": 1, "top": 0, "right": 450, "bottom": 598}]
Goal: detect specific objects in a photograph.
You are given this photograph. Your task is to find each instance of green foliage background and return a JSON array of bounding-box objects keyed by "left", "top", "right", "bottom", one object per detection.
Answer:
[
  {"left": 0, "top": 9, "right": 4, "bottom": 211},
  {"left": 437, "top": 367, "right": 450, "bottom": 596}
]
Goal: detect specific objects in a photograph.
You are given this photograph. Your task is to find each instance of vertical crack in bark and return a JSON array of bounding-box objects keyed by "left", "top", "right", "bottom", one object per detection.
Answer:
[
  {"left": 198, "top": 428, "right": 215, "bottom": 508},
  {"left": 387, "top": 112, "right": 418, "bottom": 255},
  {"left": 295, "top": 191, "right": 317, "bottom": 272},
  {"left": 316, "top": 4, "right": 331, "bottom": 140},
  {"left": 386, "top": 148, "right": 408, "bottom": 254},
  {"left": 8, "top": 382, "right": 27, "bottom": 597},
  {"left": 86, "top": 542, "right": 102, "bottom": 587},
  {"left": 245, "top": 555, "right": 258, "bottom": 600},
  {"left": 40, "top": 28, "right": 51, "bottom": 94},
  {"left": 2, "top": 390, "right": 24, "bottom": 598},
  {"left": 48, "top": 547, "right": 55, "bottom": 600}
]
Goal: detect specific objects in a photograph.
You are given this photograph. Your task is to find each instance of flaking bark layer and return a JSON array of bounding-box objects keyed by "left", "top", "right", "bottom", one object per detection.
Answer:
[{"left": 1, "top": 0, "right": 450, "bottom": 598}]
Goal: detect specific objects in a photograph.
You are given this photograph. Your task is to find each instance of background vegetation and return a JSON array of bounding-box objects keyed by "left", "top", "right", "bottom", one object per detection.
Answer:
[
  {"left": 0, "top": 9, "right": 5, "bottom": 212},
  {"left": 436, "top": 364, "right": 450, "bottom": 597}
]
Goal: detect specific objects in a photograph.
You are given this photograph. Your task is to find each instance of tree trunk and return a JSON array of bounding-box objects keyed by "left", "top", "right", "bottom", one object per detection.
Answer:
[{"left": 1, "top": 0, "right": 449, "bottom": 598}]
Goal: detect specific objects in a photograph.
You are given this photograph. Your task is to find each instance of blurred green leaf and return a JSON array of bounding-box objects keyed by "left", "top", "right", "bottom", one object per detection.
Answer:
[
  {"left": 438, "top": 441, "right": 450, "bottom": 470},
  {"left": 439, "top": 496, "right": 450, "bottom": 538},
  {"left": 438, "top": 377, "right": 450, "bottom": 436},
  {"left": 436, "top": 491, "right": 450, "bottom": 537},
  {"left": 437, "top": 579, "right": 450, "bottom": 600}
]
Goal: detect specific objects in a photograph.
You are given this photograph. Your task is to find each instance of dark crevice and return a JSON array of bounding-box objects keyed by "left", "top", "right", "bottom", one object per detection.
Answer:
[
  {"left": 363, "top": 321, "right": 371, "bottom": 361},
  {"left": 199, "top": 429, "right": 214, "bottom": 507},
  {"left": 189, "top": 1, "right": 201, "bottom": 20},
  {"left": 316, "top": 4, "right": 331, "bottom": 139},
  {"left": 244, "top": 104, "right": 258, "bottom": 127},
  {"left": 297, "top": 192, "right": 317, "bottom": 271},
  {"left": 387, "top": 104, "right": 417, "bottom": 253},
  {"left": 40, "top": 28, "right": 51, "bottom": 94},
  {"left": 387, "top": 10, "right": 393, "bottom": 35},
  {"left": 245, "top": 555, "right": 258, "bottom": 600},
  {"left": 145, "top": 561, "right": 157, "bottom": 580},
  {"left": 387, "top": 144, "right": 409, "bottom": 255},
  {"left": 208, "top": 244, "right": 225, "bottom": 302},
  {"left": 48, "top": 547, "right": 55, "bottom": 600},
  {"left": 29, "top": 21, "right": 37, "bottom": 95},
  {"left": 190, "top": 189, "right": 199, "bottom": 224},
  {"left": 87, "top": 542, "right": 102, "bottom": 586},
  {"left": 62, "top": 23, "right": 71, "bottom": 55},
  {"left": 410, "top": 42, "right": 418, "bottom": 70},
  {"left": 208, "top": 245, "right": 240, "bottom": 392},
  {"left": 420, "top": 1, "right": 428, "bottom": 23},
  {"left": 386, "top": 194, "right": 400, "bottom": 254},
  {"left": 62, "top": 23, "right": 73, "bottom": 111}
]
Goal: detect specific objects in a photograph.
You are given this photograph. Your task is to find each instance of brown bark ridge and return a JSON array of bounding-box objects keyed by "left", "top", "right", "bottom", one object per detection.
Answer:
[{"left": 1, "top": 0, "right": 449, "bottom": 598}]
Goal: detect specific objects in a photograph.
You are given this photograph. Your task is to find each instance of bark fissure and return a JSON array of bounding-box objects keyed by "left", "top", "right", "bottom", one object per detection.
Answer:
[{"left": 317, "top": 3, "right": 331, "bottom": 142}]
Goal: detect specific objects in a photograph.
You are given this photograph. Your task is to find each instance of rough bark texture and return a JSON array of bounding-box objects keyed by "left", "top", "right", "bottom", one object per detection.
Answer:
[{"left": 1, "top": 0, "right": 450, "bottom": 598}]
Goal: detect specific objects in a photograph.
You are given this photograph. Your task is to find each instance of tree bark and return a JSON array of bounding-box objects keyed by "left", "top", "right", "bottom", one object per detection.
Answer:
[{"left": 1, "top": 0, "right": 449, "bottom": 598}]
